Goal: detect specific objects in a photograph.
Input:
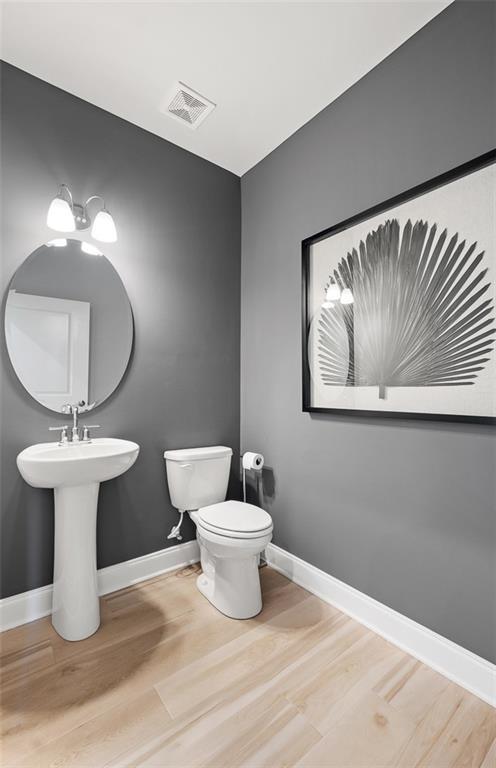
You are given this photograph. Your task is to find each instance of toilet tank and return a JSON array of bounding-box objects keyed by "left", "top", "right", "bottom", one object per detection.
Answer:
[{"left": 164, "top": 446, "right": 232, "bottom": 511}]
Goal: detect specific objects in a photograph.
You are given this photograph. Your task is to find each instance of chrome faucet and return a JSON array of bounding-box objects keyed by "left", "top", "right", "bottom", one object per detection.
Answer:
[{"left": 49, "top": 403, "right": 100, "bottom": 444}]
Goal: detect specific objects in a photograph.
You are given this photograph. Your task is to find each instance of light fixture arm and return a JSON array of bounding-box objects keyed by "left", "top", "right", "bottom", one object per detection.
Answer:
[
  {"left": 84, "top": 195, "right": 106, "bottom": 213},
  {"left": 59, "top": 183, "right": 74, "bottom": 209}
]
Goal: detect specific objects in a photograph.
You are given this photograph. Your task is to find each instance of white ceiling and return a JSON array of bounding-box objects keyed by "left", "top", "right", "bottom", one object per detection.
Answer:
[{"left": 0, "top": 1, "right": 451, "bottom": 176}]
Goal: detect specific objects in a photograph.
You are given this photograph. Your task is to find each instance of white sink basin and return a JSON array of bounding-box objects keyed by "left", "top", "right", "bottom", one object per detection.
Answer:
[
  {"left": 17, "top": 438, "right": 139, "bottom": 488},
  {"left": 16, "top": 437, "right": 139, "bottom": 642}
]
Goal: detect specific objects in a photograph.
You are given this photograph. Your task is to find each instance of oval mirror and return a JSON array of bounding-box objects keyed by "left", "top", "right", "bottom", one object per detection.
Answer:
[{"left": 5, "top": 239, "right": 133, "bottom": 414}]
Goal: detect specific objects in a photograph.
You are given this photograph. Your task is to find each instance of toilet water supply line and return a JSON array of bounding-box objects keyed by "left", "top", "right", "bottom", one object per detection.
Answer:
[
  {"left": 167, "top": 510, "right": 185, "bottom": 541},
  {"left": 166, "top": 452, "right": 265, "bottom": 541}
]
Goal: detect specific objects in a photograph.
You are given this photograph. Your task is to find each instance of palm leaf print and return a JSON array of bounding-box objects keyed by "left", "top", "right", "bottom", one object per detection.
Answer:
[{"left": 318, "top": 219, "right": 495, "bottom": 399}]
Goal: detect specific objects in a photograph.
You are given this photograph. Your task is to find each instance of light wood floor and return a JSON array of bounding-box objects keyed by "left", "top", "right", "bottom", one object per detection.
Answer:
[{"left": 1, "top": 564, "right": 495, "bottom": 767}]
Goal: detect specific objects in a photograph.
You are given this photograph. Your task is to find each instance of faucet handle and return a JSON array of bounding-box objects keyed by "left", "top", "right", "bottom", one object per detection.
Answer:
[
  {"left": 49, "top": 425, "right": 69, "bottom": 444},
  {"left": 82, "top": 425, "right": 100, "bottom": 443}
]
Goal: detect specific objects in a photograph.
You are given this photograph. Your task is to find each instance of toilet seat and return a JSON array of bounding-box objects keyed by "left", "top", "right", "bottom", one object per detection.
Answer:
[{"left": 196, "top": 500, "right": 272, "bottom": 539}]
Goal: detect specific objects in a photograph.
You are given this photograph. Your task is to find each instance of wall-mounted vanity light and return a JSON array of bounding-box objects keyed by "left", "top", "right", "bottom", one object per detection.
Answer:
[{"left": 47, "top": 184, "right": 117, "bottom": 243}]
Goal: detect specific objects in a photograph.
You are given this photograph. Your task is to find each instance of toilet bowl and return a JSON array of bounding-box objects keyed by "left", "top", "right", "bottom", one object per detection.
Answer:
[
  {"left": 192, "top": 500, "right": 272, "bottom": 619},
  {"left": 164, "top": 447, "right": 273, "bottom": 619}
]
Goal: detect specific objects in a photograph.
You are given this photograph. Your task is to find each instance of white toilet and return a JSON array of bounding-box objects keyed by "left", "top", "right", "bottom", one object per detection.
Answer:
[{"left": 164, "top": 446, "right": 273, "bottom": 619}]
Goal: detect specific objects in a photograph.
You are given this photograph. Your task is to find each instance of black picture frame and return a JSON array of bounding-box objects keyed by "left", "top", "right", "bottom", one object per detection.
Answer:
[{"left": 301, "top": 149, "right": 496, "bottom": 425}]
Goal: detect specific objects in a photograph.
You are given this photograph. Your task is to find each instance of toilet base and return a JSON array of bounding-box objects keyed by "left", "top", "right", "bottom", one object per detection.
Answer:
[
  {"left": 196, "top": 561, "right": 262, "bottom": 620},
  {"left": 194, "top": 524, "right": 271, "bottom": 620}
]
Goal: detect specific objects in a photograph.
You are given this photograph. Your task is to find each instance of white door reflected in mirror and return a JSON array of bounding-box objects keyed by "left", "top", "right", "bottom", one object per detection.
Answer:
[{"left": 5, "top": 290, "right": 90, "bottom": 411}]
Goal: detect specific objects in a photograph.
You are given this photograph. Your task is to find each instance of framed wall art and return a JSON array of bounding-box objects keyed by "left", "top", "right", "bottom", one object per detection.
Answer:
[{"left": 302, "top": 150, "right": 496, "bottom": 424}]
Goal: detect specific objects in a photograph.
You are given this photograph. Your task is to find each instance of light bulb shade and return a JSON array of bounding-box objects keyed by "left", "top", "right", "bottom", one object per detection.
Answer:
[
  {"left": 340, "top": 288, "right": 354, "bottom": 305},
  {"left": 47, "top": 196, "right": 75, "bottom": 232},
  {"left": 326, "top": 283, "right": 341, "bottom": 301},
  {"left": 91, "top": 209, "right": 117, "bottom": 242}
]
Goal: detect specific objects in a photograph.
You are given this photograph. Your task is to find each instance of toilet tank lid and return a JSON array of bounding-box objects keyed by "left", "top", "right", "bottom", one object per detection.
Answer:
[{"left": 164, "top": 446, "right": 233, "bottom": 462}]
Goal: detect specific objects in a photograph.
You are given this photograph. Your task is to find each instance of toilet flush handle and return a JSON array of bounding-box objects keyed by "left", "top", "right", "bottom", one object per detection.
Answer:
[{"left": 180, "top": 463, "right": 193, "bottom": 470}]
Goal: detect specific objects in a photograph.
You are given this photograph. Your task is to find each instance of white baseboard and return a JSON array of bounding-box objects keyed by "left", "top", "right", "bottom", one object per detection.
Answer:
[
  {"left": 0, "top": 540, "right": 200, "bottom": 633},
  {"left": 266, "top": 543, "right": 495, "bottom": 707}
]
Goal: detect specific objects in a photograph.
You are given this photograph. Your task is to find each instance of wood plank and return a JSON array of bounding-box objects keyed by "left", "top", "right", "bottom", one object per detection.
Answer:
[
  {"left": 375, "top": 654, "right": 452, "bottom": 724},
  {"left": 480, "top": 737, "right": 496, "bottom": 768},
  {"left": 15, "top": 689, "right": 171, "bottom": 768},
  {"left": 0, "top": 640, "right": 55, "bottom": 686},
  {"left": 295, "top": 691, "right": 416, "bottom": 767},
  {"left": 108, "top": 689, "right": 317, "bottom": 767},
  {"left": 205, "top": 698, "right": 321, "bottom": 768},
  {"left": 0, "top": 616, "right": 54, "bottom": 659},
  {"left": 417, "top": 695, "right": 495, "bottom": 767},
  {"left": 392, "top": 681, "right": 468, "bottom": 766},
  {"left": 286, "top": 631, "right": 406, "bottom": 735},
  {"left": 453, "top": 705, "right": 496, "bottom": 768},
  {"left": 155, "top": 594, "right": 339, "bottom": 718}
]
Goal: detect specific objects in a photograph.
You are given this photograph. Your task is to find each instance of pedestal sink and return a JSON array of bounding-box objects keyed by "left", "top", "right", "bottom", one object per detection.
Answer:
[{"left": 17, "top": 438, "right": 139, "bottom": 641}]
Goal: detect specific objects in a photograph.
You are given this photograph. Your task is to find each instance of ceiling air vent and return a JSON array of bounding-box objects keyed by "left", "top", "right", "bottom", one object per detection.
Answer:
[{"left": 163, "top": 82, "right": 216, "bottom": 130}]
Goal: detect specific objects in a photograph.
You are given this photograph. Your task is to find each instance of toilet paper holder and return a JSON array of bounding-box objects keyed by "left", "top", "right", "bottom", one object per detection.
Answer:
[{"left": 241, "top": 451, "right": 264, "bottom": 503}]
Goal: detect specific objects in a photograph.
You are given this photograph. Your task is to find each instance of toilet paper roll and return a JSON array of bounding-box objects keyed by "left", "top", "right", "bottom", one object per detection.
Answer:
[{"left": 242, "top": 451, "right": 264, "bottom": 471}]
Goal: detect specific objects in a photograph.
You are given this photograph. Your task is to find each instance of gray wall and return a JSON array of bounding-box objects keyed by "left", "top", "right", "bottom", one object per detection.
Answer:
[
  {"left": 1, "top": 62, "right": 241, "bottom": 598},
  {"left": 241, "top": 1, "right": 496, "bottom": 662}
]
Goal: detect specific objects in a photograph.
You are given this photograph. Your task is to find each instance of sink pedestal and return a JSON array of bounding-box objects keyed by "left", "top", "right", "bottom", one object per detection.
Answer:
[
  {"left": 52, "top": 482, "right": 100, "bottom": 641},
  {"left": 17, "top": 438, "right": 139, "bottom": 642}
]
